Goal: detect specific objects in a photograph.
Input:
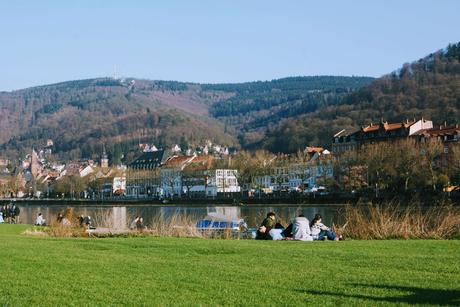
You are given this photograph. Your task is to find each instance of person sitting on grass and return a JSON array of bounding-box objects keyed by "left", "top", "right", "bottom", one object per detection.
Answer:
[
  {"left": 292, "top": 214, "right": 313, "bottom": 241},
  {"left": 78, "top": 215, "right": 84, "bottom": 227},
  {"left": 136, "top": 217, "right": 145, "bottom": 231},
  {"left": 57, "top": 212, "right": 71, "bottom": 226},
  {"left": 310, "top": 214, "right": 341, "bottom": 241},
  {"left": 130, "top": 216, "right": 140, "bottom": 230},
  {"left": 83, "top": 216, "right": 92, "bottom": 228},
  {"left": 35, "top": 213, "right": 46, "bottom": 226},
  {"left": 256, "top": 212, "right": 277, "bottom": 240},
  {"left": 78, "top": 215, "right": 92, "bottom": 229}
]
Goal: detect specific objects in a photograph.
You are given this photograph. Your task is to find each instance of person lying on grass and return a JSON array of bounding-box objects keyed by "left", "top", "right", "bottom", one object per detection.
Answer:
[
  {"left": 310, "top": 214, "right": 342, "bottom": 241},
  {"left": 256, "top": 212, "right": 276, "bottom": 240}
]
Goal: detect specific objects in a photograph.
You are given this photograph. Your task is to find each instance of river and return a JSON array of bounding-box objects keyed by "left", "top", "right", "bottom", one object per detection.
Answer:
[{"left": 14, "top": 203, "right": 345, "bottom": 229}]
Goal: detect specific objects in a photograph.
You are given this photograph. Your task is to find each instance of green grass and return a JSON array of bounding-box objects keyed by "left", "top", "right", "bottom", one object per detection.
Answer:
[{"left": 0, "top": 225, "right": 459, "bottom": 306}]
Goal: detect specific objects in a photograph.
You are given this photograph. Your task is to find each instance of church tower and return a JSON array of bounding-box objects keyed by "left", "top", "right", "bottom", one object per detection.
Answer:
[{"left": 101, "top": 144, "right": 109, "bottom": 168}]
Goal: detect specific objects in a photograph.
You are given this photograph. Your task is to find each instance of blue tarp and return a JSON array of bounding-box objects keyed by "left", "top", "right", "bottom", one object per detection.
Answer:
[{"left": 196, "top": 220, "right": 239, "bottom": 229}]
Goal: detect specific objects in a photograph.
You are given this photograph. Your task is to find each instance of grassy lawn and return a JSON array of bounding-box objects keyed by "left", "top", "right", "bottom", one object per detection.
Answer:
[{"left": 0, "top": 225, "right": 459, "bottom": 306}]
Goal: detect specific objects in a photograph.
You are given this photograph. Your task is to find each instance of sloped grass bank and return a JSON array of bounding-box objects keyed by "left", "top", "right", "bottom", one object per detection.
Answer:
[{"left": 0, "top": 225, "right": 459, "bottom": 306}]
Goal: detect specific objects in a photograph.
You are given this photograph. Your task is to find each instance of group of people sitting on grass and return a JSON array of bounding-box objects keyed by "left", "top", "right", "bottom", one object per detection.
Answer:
[
  {"left": 34, "top": 211, "right": 93, "bottom": 229},
  {"left": 0, "top": 203, "right": 20, "bottom": 224},
  {"left": 256, "top": 212, "right": 343, "bottom": 241}
]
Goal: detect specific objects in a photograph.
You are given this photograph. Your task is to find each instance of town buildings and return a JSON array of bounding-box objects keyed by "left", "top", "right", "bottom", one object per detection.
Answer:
[
  {"left": 332, "top": 118, "right": 460, "bottom": 167},
  {"left": 253, "top": 147, "right": 333, "bottom": 193},
  {"left": 2, "top": 118, "right": 458, "bottom": 200},
  {"left": 332, "top": 118, "right": 433, "bottom": 154},
  {"left": 126, "top": 150, "right": 165, "bottom": 197}
]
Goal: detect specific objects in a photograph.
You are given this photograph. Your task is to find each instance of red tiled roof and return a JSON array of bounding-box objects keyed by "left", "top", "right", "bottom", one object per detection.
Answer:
[
  {"left": 384, "top": 123, "right": 404, "bottom": 131},
  {"left": 163, "top": 155, "right": 194, "bottom": 167},
  {"left": 362, "top": 125, "right": 379, "bottom": 132},
  {"left": 183, "top": 155, "right": 214, "bottom": 172},
  {"left": 423, "top": 125, "right": 460, "bottom": 136},
  {"left": 191, "top": 155, "right": 213, "bottom": 163},
  {"left": 362, "top": 120, "right": 416, "bottom": 133}
]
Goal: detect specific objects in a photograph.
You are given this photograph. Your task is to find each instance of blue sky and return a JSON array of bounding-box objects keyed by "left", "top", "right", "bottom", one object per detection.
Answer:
[{"left": 1, "top": 0, "right": 459, "bottom": 91}]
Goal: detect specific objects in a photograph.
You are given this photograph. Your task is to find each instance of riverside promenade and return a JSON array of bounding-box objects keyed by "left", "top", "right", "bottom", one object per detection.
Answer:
[{"left": 1, "top": 191, "right": 458, "bottom": 207}]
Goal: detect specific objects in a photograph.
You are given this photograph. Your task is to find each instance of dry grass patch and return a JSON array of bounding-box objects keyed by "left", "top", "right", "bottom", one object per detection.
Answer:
[{"left": 335, "top": 202, "right": 460, "bottom": 239}]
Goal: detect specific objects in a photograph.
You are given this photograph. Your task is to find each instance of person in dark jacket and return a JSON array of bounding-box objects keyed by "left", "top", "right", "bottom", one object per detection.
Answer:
[
  {"left": 12, "top": 205, "right": 20, "bottom": 224},
  {"left": 256, "top": 212, "right": 276, "bottom": 240}
]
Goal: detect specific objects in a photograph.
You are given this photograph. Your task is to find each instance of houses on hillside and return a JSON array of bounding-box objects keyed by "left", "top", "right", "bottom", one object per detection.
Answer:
[
  {"left": 332, "top": 118, "right": 460, "bottom": 168},
  {"left": 332, "top": 118, "right": 460, "bottom": 154},
  {"left": 332, "top": 118, "right": 434, "bottom": 153}
]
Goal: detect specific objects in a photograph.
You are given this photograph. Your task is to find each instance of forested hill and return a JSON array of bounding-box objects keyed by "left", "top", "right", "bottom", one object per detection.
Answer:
[
  {"left": 341, "top": 42, "right": 460, "bottom": 123},
  {"left": 0, "top": 78, "right": 236, "bottom": 161},
  {"left": 260, "top": 42, "right": 460, "bottom": 153},
  {"left": 0, "top": 76, "right": 372, "bottom": 160},
  {"left": 205, "top": 76, "right": 373, "bottom": 149}
]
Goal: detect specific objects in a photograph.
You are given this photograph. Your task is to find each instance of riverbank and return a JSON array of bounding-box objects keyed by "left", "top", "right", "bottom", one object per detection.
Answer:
[
  {"left": 1, "top": 224, "right": 459, "bottom": 306},
  {"left": 2, "top": 194, "right": 459, "bottom": 207},
  {"left": 0, "top": 196, "right": 355, "bottom": 206}
]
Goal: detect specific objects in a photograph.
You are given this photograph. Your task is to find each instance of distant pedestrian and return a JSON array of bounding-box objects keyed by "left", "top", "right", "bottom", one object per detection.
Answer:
[
  {"left": 6, "top": 204, "right": 12, "bottom": 223},
  {"left": 12, "top": 205, "right": 20, "bottom": 224}
]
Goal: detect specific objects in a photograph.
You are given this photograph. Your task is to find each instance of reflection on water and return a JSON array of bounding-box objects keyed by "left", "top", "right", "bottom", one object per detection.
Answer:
[{"left": 18, "top": 204, "right": 344, "bottom": 229}]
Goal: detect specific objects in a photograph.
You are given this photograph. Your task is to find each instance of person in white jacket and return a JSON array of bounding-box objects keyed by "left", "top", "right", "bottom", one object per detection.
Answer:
[
  {"left": 310, "top": 214, "right": 340, "bottom": 241},
  {"left": 35, "top": 213, "right": 46, "bottom": 226},
  {"left": 292, "top": 214, "right": 313, "bottom": 241}
]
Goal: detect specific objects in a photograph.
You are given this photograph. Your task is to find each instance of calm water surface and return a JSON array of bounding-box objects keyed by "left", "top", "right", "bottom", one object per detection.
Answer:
[{"left": 17, "top": 203, "right": 345, "bottom": 229}]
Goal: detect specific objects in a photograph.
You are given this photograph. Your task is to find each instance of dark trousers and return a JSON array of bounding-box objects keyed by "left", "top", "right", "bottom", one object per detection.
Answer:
[{"left": 317, "top": 229, "right": 337, "bottom": 240}]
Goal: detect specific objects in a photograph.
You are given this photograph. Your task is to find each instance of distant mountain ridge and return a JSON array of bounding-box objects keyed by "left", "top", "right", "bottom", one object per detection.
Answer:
[
  {"left": 1, "top": 42, "right": 458, "bottom": 160},
  {"left": 0, "top": 76, "right": 372, "bottom": 161}
]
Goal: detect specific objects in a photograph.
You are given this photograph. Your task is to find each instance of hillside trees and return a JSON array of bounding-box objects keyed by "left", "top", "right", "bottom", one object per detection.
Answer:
[
  {"left": 260, "top": 42, "right": 460, "bottom": 152},
  {"left": 337, "top": 139, "right": 450, "bottom": 194}
]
